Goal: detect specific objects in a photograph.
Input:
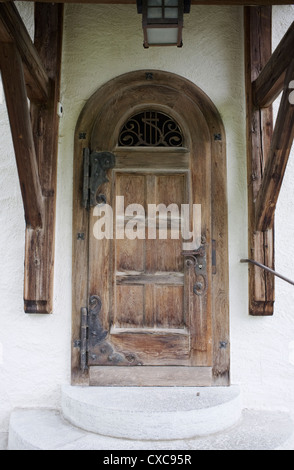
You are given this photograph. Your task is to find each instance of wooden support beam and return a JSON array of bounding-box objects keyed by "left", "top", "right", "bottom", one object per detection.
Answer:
[
  {"left": 255, "top": 61, "right": 294, "bottom": 232},
  {"left": 24, "top": 3, "right": 64, "bottom": 314},
  {"left": 0, "top": 3, "right": 63, "bottom": 313},
  {"left": 0, "top": 2, "right": 50, "bottom": 103},
  {"left": 0, "top": 42, "right": 44, "bottom": 229},
  {"left": 253, "top": 22, "right": 294, "bottom": 108},
  {"left": 244, "top": 6, "right": 275, "bottom": 316}
]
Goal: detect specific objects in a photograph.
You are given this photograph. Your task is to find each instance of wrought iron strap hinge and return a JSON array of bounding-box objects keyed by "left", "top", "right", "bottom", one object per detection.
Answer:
[
  {"left": 75, "top": 295, "right": 142, "bottom": 372},
  {"left": 74, "top": 299, "right": 102, "bottom": 373},
  {"left": 80, "top": 307, "right": 88, "bottom": 372},
  {"left": 82, "top": 148, "right": 115, "bottom": 208},
  {"left": 212, "top": 240, "right": 216, "bottom": 275},
  {"left": 74, "top": 297, "right": 105, "bottom": 373},
  {"left": 73, "top": 307, "right": 89, "bottom": 372}
]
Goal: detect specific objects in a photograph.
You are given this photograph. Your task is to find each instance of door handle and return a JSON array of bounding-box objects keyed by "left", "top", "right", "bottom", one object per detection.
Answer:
[{"left": 182, "top": 244, "right": 207, "bottom": 296}]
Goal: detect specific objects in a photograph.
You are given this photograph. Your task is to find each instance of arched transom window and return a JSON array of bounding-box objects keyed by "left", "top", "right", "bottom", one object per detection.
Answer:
[{"left": 118, "top": 110, "right": 184, "bottom": 147}]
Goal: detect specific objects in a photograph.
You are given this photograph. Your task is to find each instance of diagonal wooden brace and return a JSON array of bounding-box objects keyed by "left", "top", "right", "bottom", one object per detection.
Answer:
[
  {"left": 0, "top": 42, "right": 44, "bottom": 230},
  {"left": 0, "top": 2, "right": 50, "bottom": 104},
  {"left": 0, "top": 3, "right": 63, "bottom": 313},
  {"left": 255, "top": 61, "right": 294, "bottom": 232}
]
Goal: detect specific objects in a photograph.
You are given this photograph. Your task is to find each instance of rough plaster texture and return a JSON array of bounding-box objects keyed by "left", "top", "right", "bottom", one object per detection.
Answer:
[{"left": 0, "top": 1, "right": 293, "bottom": 441}]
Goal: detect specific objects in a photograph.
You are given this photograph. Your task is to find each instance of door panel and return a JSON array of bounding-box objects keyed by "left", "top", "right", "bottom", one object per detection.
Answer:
[
  {"left": 110, "top": 329, "right": 190, "bottom": 366},
  {"left": 115, "top": 285, "right": 144, "bottom": 328},
  {"left": 114, "top": 170, "right": 186, "bottom": 335},
  {"left": 155, "top": 285, "right": 184, "bottom": 328},
  {"left": 88, "top": 143, "right": 212, "bottom": 369}
]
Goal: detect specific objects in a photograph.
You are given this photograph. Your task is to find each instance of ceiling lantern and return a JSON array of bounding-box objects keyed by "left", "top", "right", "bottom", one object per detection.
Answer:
[{"left": 137, "top": 0, "right": 191, "bottom": 48}]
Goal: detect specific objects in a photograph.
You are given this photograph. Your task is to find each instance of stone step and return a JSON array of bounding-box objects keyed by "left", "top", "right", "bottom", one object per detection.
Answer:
[
  {"left": 61, "top": 385, "right": 242, "bottom": 440},
  {"left": 8, "top": 408, "right": 294, "bottom": 450}
]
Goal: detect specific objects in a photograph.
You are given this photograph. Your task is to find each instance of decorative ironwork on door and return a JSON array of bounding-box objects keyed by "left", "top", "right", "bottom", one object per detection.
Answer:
[{"left": 118, "top": 110, "right": 184, "bottom": 147}]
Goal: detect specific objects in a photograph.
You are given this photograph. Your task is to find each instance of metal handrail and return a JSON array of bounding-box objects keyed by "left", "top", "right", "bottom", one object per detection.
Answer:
[{"left": 240, "top": 259, "right": 294, "bottom": 287}]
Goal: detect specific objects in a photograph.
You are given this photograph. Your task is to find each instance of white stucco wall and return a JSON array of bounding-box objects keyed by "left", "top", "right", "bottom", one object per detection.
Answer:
[{"left": 0, "top": 2, "right": 293, "bottom": 446}]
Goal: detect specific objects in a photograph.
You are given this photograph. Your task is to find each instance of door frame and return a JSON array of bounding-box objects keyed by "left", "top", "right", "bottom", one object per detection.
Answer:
[{"left": 72, "top": 70, "right": 230, "bottom": 386}]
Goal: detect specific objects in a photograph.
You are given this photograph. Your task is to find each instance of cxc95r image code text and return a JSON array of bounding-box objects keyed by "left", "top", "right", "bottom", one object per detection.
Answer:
[{"left": 102, "top": 454, "right": 193, "bottom": 467}]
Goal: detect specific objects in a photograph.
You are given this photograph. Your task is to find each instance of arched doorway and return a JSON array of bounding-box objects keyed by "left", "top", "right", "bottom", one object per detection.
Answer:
[{"left": 72, "top": 70, "right": 229, "bottom": 386}]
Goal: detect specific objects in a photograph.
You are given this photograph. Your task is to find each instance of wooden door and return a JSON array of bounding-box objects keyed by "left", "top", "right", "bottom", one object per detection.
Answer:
[
  {"left": 72, "top": 71, "right": 230, "bottom": 387},
  {"left": 87, "top": 108, "right": 212, "bottom": 386}
]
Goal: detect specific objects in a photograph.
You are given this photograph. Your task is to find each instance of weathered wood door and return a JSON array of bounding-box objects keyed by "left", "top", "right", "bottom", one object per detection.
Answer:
[
  {"left": 72, "top": 71, "right": 230, "bottom": 386},
  {"left": 88, "top": 111, "right": 212, "bottom": 385}
]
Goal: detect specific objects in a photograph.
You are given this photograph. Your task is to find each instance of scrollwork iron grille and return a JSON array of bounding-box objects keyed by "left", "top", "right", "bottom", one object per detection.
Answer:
[{"left": 118, "top": 110, "right": 184, "bottom": 147}]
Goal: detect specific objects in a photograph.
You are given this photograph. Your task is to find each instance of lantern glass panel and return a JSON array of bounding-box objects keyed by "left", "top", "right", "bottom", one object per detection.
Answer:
[
  {"left": 147, "top": 27, "right": 178, "bottom": 45},
  {"left": 165, "top": 7, "right": 178, "bottom": 18},
  {"left": 148, "top": 0, "right": 162, "bottom": 5},
  {"left": 147, "top": 7, "right": 162, "bottom": 18},
  {"left": 165, "top": 0, "right": 178, "bottom": 5}
]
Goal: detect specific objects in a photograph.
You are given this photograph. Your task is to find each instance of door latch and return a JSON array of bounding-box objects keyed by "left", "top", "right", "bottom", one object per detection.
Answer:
[{"left": 182, "top": 244, "right": 207, "bottom": 296}]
